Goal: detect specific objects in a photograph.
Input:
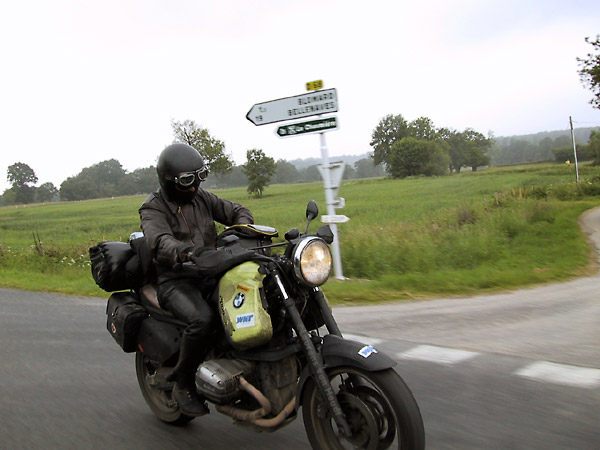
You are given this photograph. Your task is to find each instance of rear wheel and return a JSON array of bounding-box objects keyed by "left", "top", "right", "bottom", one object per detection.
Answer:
[
  {"left": 302, "top": 367, "right": 424, "bottom": 450},
  {"left": 135, "top": 351, "right": 194, "bottom": 425}
]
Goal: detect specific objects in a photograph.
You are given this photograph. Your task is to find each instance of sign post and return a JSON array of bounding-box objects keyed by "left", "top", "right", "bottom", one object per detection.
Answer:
[
  {"left": 247, "top": 85, "right": 347, "bottom": 280},
  {"left": 318, "top": 132, "right": 346, "bottom": 280}
]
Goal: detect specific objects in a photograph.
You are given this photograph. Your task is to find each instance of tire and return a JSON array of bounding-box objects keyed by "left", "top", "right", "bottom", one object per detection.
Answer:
[
  {"left": 302, "top": 367, "right": 425, "bottom": 450},
  {"left": 135, "top": 351, "right": 195, "bottom": 425}
]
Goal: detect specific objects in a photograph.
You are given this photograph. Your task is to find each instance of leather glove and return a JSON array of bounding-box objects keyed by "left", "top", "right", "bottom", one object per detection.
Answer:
[
  {"left": 175, "top": 245, "right": 194, "bottom": 263},
  {"left": 190, "top": 243, "right": 255, "bottom": 278}
]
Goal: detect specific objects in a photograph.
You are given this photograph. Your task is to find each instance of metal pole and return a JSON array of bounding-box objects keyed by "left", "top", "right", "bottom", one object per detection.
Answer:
[
  {"left": 570, "top": 116, "right": 580, "bottom": 183},
  {"left": 319, "top": 132, "right": 344, "bottom": 280}
]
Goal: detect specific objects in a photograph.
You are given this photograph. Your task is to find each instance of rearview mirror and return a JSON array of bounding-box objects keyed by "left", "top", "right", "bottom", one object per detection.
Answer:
[{"left": 306, "top": 200, "right": 319, "bottom": 221}]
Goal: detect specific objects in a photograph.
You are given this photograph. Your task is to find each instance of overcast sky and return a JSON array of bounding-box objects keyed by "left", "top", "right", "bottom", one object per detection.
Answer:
[{"left": 1, "top": 0, "right": 599, "bottom": 193}]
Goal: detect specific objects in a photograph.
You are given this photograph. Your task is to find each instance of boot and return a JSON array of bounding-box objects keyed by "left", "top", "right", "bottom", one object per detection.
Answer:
[
  {"left": 172, "top": 383, "right": 210, "bottom": 417},
  {"left": 165, "top": 330, "right": 207, "bottom": 383}
]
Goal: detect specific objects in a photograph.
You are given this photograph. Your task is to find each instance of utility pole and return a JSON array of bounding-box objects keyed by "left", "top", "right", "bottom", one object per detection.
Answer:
[{"left": 569, "top": 116, "right": 580, "bottom": 183}]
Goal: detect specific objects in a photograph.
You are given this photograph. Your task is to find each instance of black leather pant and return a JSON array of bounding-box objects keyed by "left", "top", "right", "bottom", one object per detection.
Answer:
[{"left": 156, "top": 277, "right": 217, "bottom": 387}]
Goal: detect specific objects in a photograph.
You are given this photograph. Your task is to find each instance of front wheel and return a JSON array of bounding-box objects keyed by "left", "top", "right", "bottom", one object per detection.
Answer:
[
  {"left": 302, "top": 367, "right": 425, "bottom": 450},
  {"left": 135, "top": 351, "right": 194, "bottom": 425}
]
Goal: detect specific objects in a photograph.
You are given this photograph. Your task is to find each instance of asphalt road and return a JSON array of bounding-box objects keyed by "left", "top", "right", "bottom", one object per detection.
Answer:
[{"left": 1, "top": 208, "right": 599, "bottom": 449}]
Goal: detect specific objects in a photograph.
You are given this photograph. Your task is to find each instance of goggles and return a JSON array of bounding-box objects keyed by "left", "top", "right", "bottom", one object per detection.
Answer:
[{"left": 170, "top": 166, "right": 210, "bottom": 187}]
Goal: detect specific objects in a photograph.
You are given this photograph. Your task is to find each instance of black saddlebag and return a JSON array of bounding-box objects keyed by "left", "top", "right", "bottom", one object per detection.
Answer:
[
  {"left": 137, "top": 317, "right": 182, "bottom": 363},
  {"left": 106, "top": 292, "right": 148, "bottom": 352}
]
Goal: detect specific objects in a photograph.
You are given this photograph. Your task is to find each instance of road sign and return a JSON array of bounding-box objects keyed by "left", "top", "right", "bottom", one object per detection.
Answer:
[
  {"left": 246, "top": 88, "right": 338, "bottom": 126},
  {"left": 321, "top": 214, "right": 350, "bottom": 224},
  {"left": 306, "top": 80, "right": 323, "bottom": 91},
  {"left": 276, "top": 117, "right": 338, "bottom": 138},
  {"left": 317, "top": 161, "right": 345, "bottom": 191}
]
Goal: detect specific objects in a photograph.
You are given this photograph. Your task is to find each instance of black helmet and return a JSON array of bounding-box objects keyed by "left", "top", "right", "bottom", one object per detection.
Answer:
[{"left": 157, "top": 143, "right": 209, "bottom": 203}]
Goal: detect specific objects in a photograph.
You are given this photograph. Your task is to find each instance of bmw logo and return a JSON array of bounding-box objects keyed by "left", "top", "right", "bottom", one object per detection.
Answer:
[{"left": 233, "top": 292, "right": 245, "bottom": 308}]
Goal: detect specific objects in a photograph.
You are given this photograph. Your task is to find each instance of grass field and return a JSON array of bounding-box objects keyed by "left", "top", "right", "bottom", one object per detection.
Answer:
[{"left": 1, "top": 162, "right": 600, "bottom": 304}]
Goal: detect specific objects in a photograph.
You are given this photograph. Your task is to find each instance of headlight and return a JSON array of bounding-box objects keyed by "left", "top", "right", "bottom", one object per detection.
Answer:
[{"left": 293, "top": 238, "right": 332, "bottom": 286}]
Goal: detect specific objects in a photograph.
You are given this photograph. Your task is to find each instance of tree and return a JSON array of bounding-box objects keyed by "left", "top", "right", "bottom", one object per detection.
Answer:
[
  {"left": 354, "top": 158, "right": 386, "bottom": 179},
  {"left": 459, "top": 129, "right": 492, "bottom": 172},
  {"left": 207, "top": 165, "right": 248, "bottom": 188},
  {"left": 171, "top": 119, "right": 234, "bottom": 175},
  {"left": 36, "top": 182, "right": 58, "bottom": 202},
  {"left": 443, "top": 129, "right": 467, "bottom": 172},
  {"left": 130, "top": 166, "right": 158, "bottom": 194},
  {"left": 273, "top": 159, "right": 301, "bottom": 184},
  {"left": 370, "top": 114, "right": 409, "bottom": 167},
  {"left": 388, "top": 138, "right": 449, "bottom": 178},
  {"left": 299, "top": 165, "right": 322, "bottom": 182},
  {"left": 578, "top": 35, "right": 600, "bottom": 109},
  {"left": 589, "top": 130, "right": 600, "bottom": 164},
  {"left": 242, "top": 149, "right": 276, "bottom": 197},
  {"left": 1, "top": 189, "right": 16, "bottom": 206},
  {"left": 371, "top": 115, "right": 443, "bottom": 170},
  {"left": 7, "top": 162, "right": 38, "bottom": 204},
  {"left": 59, "top": 159, "right": 127, "bottom": 200},
  {"left": 84, "top": 159, "right": 126, "bottom": 193},
  {"left": 59, "top": 177, "right": 96, "bottom": 201},
  {"left": 408, "top": 117, "right": 438, "bottom": 140},
  {"left": 343, "top": 163, "right": 356, "bottom": 180}
]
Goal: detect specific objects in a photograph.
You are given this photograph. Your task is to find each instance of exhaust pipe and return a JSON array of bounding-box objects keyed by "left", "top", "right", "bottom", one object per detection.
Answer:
[{"left": 216, "top": 376, "right": 295, "bottom": 428}]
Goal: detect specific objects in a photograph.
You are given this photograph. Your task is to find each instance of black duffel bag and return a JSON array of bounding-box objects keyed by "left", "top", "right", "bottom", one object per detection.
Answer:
[
  {"left": 106, "top": 292, "right": 148, "bottom": 352},
  {"left": 89, "top": 241, "right": 133, "bottom": 292},
  {"left": 89, "top": 237, "right": 155, "bottom": 292}
]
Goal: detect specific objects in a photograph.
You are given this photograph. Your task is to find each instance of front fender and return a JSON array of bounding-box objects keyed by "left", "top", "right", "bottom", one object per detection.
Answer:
[
  {"left": 295, "top": 334, "right": 396, "bottom": 409},
  {"left": 321, "top": 334, "right": 396, "bottom": 371}
]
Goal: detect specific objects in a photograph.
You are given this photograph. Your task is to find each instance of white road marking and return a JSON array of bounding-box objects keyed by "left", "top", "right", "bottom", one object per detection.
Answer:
[
  {"left": 398, "top": 344, "right": 480, "bottom": 365},
  {"left": 515, "top": 361, "right": 600, "bottom": 388},
  {"left": 343, "top": 334, "right": 383, "bottom": 345},
  {"left": 341, "top": 338, "right": 600, "bottom": 389}
]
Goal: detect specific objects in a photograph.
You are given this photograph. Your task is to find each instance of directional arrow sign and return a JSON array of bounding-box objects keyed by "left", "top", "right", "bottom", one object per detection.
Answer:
[
  {"left": 276, "top": 117, "right": 338, "bottom": 138},
  {"left": 321, "top": 214, "right": 350, "bottom": 224},
  {"left": 247, "top": 88, "right": 338, "bottom": 126}
]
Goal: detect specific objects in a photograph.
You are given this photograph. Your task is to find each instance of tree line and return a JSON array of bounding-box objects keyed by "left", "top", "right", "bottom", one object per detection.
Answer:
[
  {"left": 3, "top": 116, "right": 598, "bottom": 206},
  {"left": 489, "top": 128, "right": 600, "bottom": 166},
  {"left": 0, "top": 155, "right": 385, "bottom": 205},
  {"left": 0, "top": 119, "right": 385, "bottom": 205}
]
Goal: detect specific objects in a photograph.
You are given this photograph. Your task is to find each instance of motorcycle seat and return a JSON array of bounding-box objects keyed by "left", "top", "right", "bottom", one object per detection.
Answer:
[
  {"left": 138, "top": 285, "right": 196, "bottom": 329},
  {"left": 139, "top": 284, "right": 181, "bottom": 321},
  {"left": 141, "top": 284, "right": 162, "bottom": 309}
]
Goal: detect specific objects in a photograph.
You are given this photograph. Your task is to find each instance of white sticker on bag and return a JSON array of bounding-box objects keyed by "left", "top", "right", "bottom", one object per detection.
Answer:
[{"left": 235, "top": 313, "right": 256, "bottom": 328}]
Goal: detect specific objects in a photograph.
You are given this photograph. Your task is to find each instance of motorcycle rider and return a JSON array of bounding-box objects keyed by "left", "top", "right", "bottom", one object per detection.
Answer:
[{"left": 139, "top": 143, "right": 254, "bottom": 416}]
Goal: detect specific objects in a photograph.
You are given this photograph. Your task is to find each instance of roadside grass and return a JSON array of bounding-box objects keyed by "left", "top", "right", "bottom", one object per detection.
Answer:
[{"left": 1, "top": 162, "right": 600, "bottom": 304}]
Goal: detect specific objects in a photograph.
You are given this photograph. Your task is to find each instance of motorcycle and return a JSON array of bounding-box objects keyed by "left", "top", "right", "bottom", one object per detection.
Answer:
[{"left": 99, "top": 201, "right": 425, "bottom": 450}]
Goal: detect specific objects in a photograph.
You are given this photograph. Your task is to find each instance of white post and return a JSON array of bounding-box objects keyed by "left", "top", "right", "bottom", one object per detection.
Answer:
[
  {"left": 319, "top": 132, "right": 345, "bottom": 280},
  {"left": 570, "top": 116, "right": 580, "bottom": 183}
]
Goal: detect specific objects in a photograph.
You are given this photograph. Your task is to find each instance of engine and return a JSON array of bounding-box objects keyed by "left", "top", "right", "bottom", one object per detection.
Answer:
[{"left": 195, "top": 359, "right": 255, "bottom": 403}]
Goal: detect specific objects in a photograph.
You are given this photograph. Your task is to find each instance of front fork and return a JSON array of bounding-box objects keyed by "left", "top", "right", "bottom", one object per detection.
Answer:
[
  {"left": 312, "top": 287, "right": 342, "bottom": 337},
  {"left": 272, "top": 273, "right": 352, "bottom": 437}
]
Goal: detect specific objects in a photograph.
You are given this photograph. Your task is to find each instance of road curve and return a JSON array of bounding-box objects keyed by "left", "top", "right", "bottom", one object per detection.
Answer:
[{"left": 333, "top": 206, "right": 600, "bottom": 368}]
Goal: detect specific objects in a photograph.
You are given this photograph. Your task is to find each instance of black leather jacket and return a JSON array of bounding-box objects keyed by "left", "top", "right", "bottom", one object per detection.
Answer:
[{"left": 139, "top": 187, "right": 253, "bottom": 277}]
